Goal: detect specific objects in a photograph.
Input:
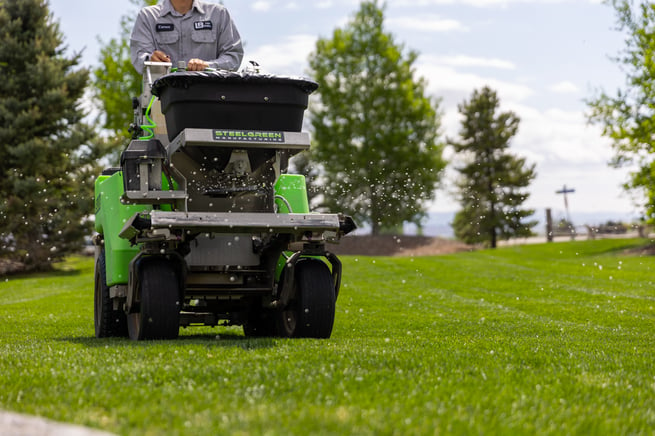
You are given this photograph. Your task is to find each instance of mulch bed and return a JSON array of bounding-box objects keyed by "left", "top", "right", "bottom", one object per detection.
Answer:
[
  {"left": 0, "top": 259, "right": 25, "bottom": 276},
  {"left": 326, "top": 234, "right": 472, "bottom": 257}
]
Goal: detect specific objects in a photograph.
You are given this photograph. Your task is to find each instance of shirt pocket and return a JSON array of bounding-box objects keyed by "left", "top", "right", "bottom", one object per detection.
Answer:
[
  {"left": 155, "top": 29, "right": 179, "bottom": 46},
  {"left": 192, "top": 30, "right": 217, "bottom": 44}
]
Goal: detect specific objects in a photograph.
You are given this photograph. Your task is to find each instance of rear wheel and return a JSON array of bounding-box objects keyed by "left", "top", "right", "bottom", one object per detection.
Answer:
[
  {"left": 276, "top": 259, "right": 336, "bottom": 339},
  {"left": 94, "top": 247, "right": 127, "bottom": 338},
  {"left": 127, "top": 258, "right": 181, "bottom": 341}
]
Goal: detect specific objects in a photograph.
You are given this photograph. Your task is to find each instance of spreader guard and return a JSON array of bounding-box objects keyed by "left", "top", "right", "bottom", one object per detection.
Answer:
[{"left": 119, "top": 210, "right": 355, "bottom": 243}]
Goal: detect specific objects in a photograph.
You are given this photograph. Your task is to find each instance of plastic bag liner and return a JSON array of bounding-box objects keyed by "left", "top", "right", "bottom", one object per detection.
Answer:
[{"left": 151, "top": 71, "right": 319, "bottom": 140}]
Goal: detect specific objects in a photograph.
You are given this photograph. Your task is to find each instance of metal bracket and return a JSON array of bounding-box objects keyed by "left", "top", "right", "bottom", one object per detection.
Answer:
[{"left": 275, "top": 251, "right": 303, "bottom": 308}]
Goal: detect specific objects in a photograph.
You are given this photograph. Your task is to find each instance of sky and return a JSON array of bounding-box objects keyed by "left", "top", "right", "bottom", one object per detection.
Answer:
[{"left": 48, "top": 0, "right": 636, "bottom": 224}]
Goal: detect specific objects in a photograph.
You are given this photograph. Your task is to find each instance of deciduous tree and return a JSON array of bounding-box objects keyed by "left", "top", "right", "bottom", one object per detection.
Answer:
[
  {"left": 94, "top": 0, "right": 157, "bottom": 142},
  {"left": 307, "top": 0, "right": 446, "bottom": 235},
  {"left": 587, "top": 1, "right": 655, "bottom": 221}
]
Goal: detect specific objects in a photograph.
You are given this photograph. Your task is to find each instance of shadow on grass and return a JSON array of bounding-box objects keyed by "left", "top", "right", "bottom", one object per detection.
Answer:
[
  {"left": 61, "top": 331, "right": 278, "bottom": 350},
  {"left": 586, "top": 238, "right": 654, "bottom": 257},
  {"left": 621, "top": 240, "right": 655, "bottom": 256},
  {"left": 4, "top": 267, "right": 84, "bottom": 281}
]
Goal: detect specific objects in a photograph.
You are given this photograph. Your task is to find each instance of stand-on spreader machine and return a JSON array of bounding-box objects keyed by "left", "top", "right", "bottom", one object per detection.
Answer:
[{"left": 93, "top": 63, "right": 355, "bottom": 340}]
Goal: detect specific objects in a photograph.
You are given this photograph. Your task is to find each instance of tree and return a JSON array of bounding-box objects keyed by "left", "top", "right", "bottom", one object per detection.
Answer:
[
  {"left": 94, "top": 0, "right": 157, "bottom": 142},
  {"left": 307, "top": 0, "right": 446, "bottom": 235},
  {"left": 450, "top": 87, "right": 537, "bottom": 248},
  {"left": 0, "top": 0, "right": 106, "bottom": 270},
  {"left": 587, "top": 1, "right": 655, "bottom": 222}
]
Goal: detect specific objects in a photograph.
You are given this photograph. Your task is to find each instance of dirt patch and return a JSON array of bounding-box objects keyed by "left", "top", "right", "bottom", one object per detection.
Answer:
[{"left": 327, "top": 235, "right": 473, "bottom": 257}]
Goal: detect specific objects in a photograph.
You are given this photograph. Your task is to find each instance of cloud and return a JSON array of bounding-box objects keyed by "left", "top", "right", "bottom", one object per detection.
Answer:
[
  {"left": 416, "top": 60, "right": 534, "bottom": 105},
  {"left": 507, "top": 105, "right": 614, "bottom": 167},
  {"left": 251, "top": 1, "right": 273, "bottom": 12},
  {"left": 387, "top": 15, "right": 469, "bottom": 33},
  {"left": 428, "top": 55, "right": 516, "bottom": 70},
  {"left": 393, "top": 0, "right": 602, "bottom": 6},
  {"left": 549, "top": 81, "right": 580, "bottom": 94},
  {"left": 244, "top": 34, "right": 317, "bottom": 75}
]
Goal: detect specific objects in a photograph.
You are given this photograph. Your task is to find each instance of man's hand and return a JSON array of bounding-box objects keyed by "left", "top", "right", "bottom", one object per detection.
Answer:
[
  {"left": 150, "top": 50, "right": 171, "bottom": 63},
  {"left": 187, "top": 58, "right": 209, "bottom": 71}
]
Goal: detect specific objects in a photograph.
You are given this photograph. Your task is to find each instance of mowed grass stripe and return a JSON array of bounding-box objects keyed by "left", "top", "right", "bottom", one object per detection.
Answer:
[{"left": 1, "top": 238, "right": 653, "bottom": 435}]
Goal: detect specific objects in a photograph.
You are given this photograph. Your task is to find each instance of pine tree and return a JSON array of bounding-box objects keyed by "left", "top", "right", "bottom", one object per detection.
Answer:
[
  {"left": 450, "top": 87, "right": 537, "bottom": 248},
  {"left": 307, "top": 1, "right": 446, "bottom": 235},
  {"left": 0, "top": 0, "right": 104, "bottom": 270}
]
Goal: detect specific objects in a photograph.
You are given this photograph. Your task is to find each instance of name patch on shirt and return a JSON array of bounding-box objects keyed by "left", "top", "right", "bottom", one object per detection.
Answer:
[
  {"left": 194, "top": 21, "right": 213, "bottom": 31},
  {"left": 156, "top": 23, "right": 175, "bottom": 32}
]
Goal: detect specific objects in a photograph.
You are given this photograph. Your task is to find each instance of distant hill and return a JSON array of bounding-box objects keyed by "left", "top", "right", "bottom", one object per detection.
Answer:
[{"left": 401, "top": 210, "right": 641, "bottom": 238}]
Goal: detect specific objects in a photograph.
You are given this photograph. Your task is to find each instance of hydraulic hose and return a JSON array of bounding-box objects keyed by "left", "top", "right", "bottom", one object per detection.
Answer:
[{"left": 139, "top": 96, "right": 157, "bottom": 140}]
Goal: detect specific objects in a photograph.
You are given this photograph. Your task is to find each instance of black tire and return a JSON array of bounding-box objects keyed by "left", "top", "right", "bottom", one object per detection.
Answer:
[
  {"left": 94, "top": 247, "right": 128, "bottom": 338},
  {"left": 127, "top": 258, "right": 181, "bottom": 341},
  {"left": 276, "top": 259, "right": 336, "bottom": 339}
]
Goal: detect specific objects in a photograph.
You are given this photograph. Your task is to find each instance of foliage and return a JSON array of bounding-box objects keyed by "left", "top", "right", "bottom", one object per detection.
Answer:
[
  {"left": 554, "top": 218, "right": 576, "bottom": 237},
  {"left": 594, "top": 220, "right": 629, "bottom": 234},
  {"left": 586, "top": 1, "right": 655, "bottom": 222},
  {"left": 1, "top": 238, "right": 654, "bottom": 434},
  {"left": 0, "top": 0, "right": 106, "bottom": 271},
  {"left": 307, "top": 0, "right": 446, "bottom": 235},
  {"left": 93, "top": 0, "right": 157, "bottom": 147},
  {"left": 450, "top": 87, "right": 537, "bottom": 248}
]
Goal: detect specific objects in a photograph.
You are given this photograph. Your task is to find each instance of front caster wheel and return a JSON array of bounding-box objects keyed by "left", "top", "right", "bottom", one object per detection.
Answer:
[
  {"left": 276, "top": 259, "right": 336, "bottom": 339},
  {"left": 127, "top": 258, "right": 181, "bottom": 341}
]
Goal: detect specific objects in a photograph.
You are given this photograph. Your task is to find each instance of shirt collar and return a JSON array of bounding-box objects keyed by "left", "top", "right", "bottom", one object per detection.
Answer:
[
  {"left": 162, "top": 0, "right": 205, "bottom": 17},
  {"left": 193, "top": 0, "right": 205, "bottom": 14}
]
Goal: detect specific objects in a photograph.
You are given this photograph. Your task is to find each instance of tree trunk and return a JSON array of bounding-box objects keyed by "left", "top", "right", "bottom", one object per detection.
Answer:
[{"left": 371, "top": 219, "right": 381, "bottom": 236}]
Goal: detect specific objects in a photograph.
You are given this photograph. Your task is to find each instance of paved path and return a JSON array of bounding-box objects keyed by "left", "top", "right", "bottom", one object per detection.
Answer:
[{"left": 0, "top": 411, "right": 116, "bottom": 436}]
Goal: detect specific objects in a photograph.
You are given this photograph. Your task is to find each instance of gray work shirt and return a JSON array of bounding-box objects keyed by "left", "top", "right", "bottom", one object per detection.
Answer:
[{"left": 130, "top": 0, "right": 244, "bottom": 74}]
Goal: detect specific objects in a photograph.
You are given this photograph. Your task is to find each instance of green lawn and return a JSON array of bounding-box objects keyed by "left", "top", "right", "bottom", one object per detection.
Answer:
[{"left": 1, "top": 239, "right": 654, "bottom": 435}]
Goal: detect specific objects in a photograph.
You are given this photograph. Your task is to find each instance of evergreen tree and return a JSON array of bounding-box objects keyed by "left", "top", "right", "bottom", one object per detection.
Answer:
[
  {"left": 450, "top": 87, "right": 537, "bottom": 248},
  {"left": 307, "top": 1, "right": 446, "bottom": 235},
  {"left": 0, "top": 0, "right": 104, "bottom": 270}
]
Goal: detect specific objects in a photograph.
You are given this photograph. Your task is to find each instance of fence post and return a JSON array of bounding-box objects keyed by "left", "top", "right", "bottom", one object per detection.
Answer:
[{"left": 546, "top": 208, "right": 553, "bottom": 242}]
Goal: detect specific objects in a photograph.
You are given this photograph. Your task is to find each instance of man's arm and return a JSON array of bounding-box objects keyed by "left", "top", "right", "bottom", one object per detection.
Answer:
[
  {"left": 130, "top": 10, "right": 156, "bottom": 74},
  {"left": 208, "top": 9, "right": 244, "bottom": 71}
]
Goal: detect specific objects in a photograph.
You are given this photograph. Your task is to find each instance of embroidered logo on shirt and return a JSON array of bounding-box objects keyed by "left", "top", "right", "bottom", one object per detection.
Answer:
[
  {"left": 156, "top": 23, "right": 175, "bottom": 32},
  {"left": 194, "top": 21, "right": 213, "bottom": 31}
]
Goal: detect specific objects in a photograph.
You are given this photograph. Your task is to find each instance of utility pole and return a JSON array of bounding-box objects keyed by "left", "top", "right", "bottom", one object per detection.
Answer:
[{"left": 556, "top": 185, "right": 575, "bottom": 223}]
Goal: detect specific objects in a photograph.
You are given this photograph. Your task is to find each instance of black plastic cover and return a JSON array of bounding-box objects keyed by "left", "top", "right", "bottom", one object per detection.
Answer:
[
  {"left": 151, "top": 71, "right": 319, "bottom": 96},
  {"left": 151, "top": 71, "right": 319, "bottom": 140}
]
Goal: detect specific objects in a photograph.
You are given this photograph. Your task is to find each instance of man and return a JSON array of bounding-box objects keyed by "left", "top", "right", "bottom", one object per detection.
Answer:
[{"left": 130, "top": 0, "right": 244, "bottom": 74}]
